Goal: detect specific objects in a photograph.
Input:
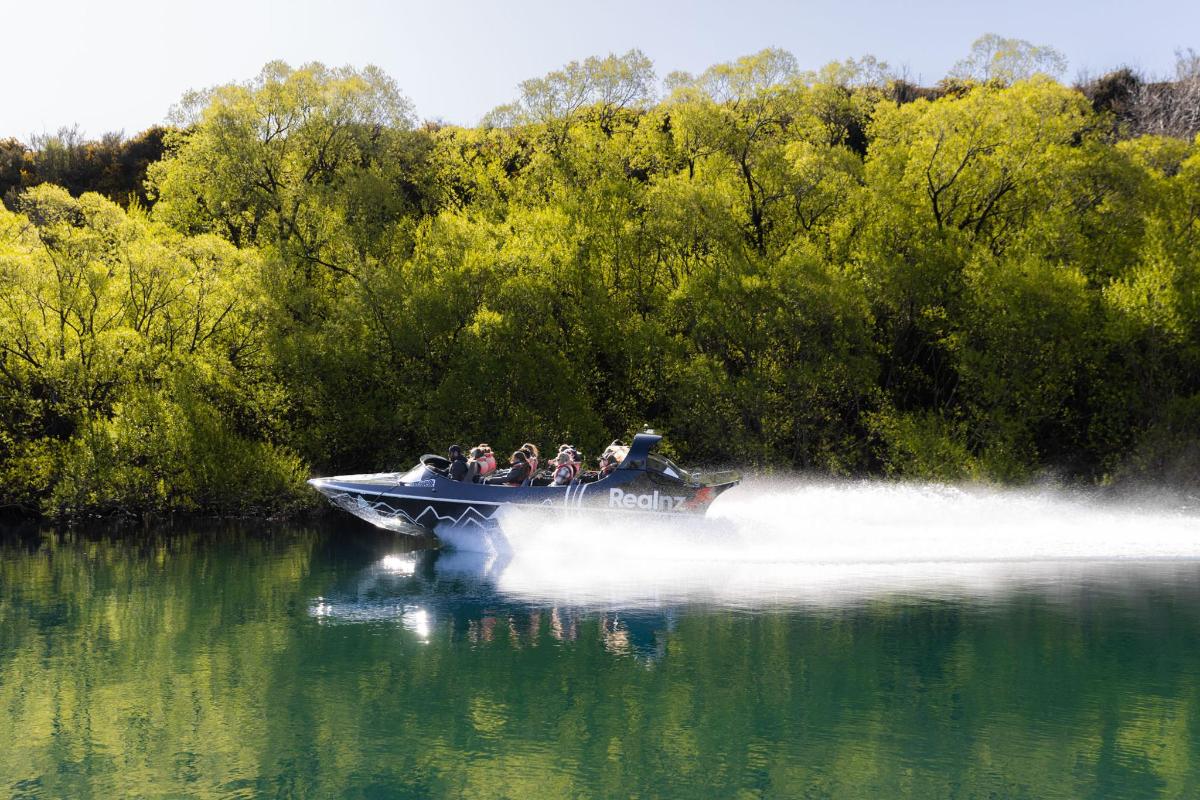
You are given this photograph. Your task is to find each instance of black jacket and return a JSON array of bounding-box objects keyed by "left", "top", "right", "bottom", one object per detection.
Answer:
[
  {"left": 447, "top": 455, "right": 469, "bottom": 481},
  {"left": 487, "top": 461, "right": 531, "bottom": 485}
]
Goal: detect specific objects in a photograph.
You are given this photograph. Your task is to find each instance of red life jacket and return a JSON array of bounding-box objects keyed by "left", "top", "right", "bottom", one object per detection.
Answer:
[
  {"left": 478, "top": 453, "right": 496, "bottom": 475},
  {"left": 527, "top": 456, "right": 539, "bottom": 473}
]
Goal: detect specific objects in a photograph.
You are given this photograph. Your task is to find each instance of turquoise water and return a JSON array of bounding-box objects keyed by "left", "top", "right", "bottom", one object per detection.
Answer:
[{"left": 3, "top": 483, "right": 1200, "bottom": 798}]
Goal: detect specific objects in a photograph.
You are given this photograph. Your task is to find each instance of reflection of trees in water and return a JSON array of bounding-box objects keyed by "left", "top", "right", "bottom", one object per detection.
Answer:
[
  {"left": 0, "top": 524, "right": 327, "bottom": 799},
  {"left": 5, "top": 527, "right": 1200, "bottom": 798}
]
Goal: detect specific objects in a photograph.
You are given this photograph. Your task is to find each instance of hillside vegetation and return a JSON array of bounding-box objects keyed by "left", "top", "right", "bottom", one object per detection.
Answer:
[{"left": 2, "top": 38, "right": 1200, "bottom": 518}]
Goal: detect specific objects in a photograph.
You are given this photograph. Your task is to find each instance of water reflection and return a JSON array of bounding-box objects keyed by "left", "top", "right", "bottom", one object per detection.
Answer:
[
  {"left": 307, "top": 547, "right": 675, "bottom": 661},
  {"left": 306, "top": 533, "right": 1200, "bottom": 669},
  {"left": 6, "top": 508, "right": 1200, "bottom": 799}
]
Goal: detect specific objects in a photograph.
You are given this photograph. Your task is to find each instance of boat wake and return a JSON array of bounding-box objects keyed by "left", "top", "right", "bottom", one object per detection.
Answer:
[{"left": 431, "top": 478, "right": 1200, "bottom": 608}]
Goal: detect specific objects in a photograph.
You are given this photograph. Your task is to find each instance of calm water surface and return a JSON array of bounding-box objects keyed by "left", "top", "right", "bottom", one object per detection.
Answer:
[{"left": 3, "top": 488, "right": 1200, "bottom": 798}]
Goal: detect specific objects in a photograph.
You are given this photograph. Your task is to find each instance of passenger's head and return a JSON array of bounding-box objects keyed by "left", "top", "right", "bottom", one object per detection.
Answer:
[
  {"left": 556, "top": 452, "right": 571, "bottom": 465},
  {"left": 511, "top": 450, "right": 528, "bottom": 464},
  {"left": 470, "top": 447, "right": 483, "bottom": 459},
  {"left": 448, "top": 444, "right": 462, "bottom": 458},
  {"left": 521, "top": 442, "right": 539, "bottom": 458}
]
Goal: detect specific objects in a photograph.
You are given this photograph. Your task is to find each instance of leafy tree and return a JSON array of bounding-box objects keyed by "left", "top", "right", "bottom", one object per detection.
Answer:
[
  {"left": 484, "top": 49, "right": 656, "bottom": 134},
  {"left": 0, "top": 127, "right": 169, "bottom": 209},
  {"left": 949, "top": 34, "right": 1068, "bottom": 84},
  {"left": 9, "top": 45, "right": 1200, "bottom": 517},
  {"left": 0, "top": 186, "right": 306, "bottom": 515}
]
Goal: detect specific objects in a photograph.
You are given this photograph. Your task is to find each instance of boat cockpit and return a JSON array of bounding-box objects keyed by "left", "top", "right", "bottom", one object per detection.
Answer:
[{"left": 415, "top": 439, "right": 693, "bottom": 487}]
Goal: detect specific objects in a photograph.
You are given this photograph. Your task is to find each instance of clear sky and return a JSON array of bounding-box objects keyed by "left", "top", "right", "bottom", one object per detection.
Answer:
[{"left": 3, "top": 0, "right": 1196, "bottom": 140}]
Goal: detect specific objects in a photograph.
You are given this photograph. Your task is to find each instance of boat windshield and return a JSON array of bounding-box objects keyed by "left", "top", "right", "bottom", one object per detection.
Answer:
[
  {"left": 645, "top": 454, "right": 688, "bottom": 481},
  {"left": 399, "top": 463, "right": 430, "bottom": 484}
]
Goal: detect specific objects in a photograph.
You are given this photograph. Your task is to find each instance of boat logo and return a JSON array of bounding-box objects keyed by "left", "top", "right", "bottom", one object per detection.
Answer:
[{"left": 609, "top": 487, "right": 686, "bottom": 511}]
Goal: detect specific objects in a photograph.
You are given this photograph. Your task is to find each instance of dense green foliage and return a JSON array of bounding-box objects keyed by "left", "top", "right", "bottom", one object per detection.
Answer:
[
  {"left": 0, "top": 126, "right": 167, "bottom": 209},
  {"left": 3, "top": 46, "right": 1200, "bottom": 517},
  {"left": 0, "top": 186, "right": 306, "bottom": 516}
]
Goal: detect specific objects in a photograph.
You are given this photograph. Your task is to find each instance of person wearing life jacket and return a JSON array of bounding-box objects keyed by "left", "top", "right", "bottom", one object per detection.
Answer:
[
  {"left": 447, "top": 445, "right": 469, "bottom": 481},
  {"left": 475, "top": 444, "right": 497, "bottom": 477},
  {"left": 486, "top": 450, "right": 531, "bottom": 486},
  {"left": 521, "top": 443, "right": 540, "bottom": 475},
  {"left": 551, "top": 451, "right": 579, "bottom": 486},
  {"left": 558, "top": 443, "right": 583, "bottom": 471},
  {"left": 466, "top": 447, "right": 486, "bottom": 483},
  {"left": 598, "top": 452, "right": 618, "bottom": 477},
  {"left": 556, "top": 444, "right": 575, "bottom": 476}
]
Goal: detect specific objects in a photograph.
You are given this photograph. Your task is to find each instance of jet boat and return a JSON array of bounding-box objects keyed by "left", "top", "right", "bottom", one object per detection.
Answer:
[{"left": 308, "top": 433, "right": 739, "bottom": 533}]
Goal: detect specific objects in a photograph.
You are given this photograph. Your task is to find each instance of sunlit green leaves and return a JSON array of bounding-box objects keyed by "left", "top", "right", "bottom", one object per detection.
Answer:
[
  {"left": 7, "top": 51, "right": 1200, "bottom": 516},
  {"left": 0, "top": 186, "right": 305, "bottom": 515}
]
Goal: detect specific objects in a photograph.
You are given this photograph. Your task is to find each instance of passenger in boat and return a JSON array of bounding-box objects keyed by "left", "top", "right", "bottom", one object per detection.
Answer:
[
  {"left": 475, "top": 444, "right": 497, "bottom": 477},
  {"left": 551, "top": 451, "right": 579, "bottom": 486},
  {"left": 521, "top": 443, "right": 540, "bottom": 474},
  {"left": 466, "top": 447, "right": 486, "bottom": 483},
  {"left": 597, "top": 441, "right": 628, "bottom": 472},
  {"left": 486, "top": 450, "right": 531, "bottom": 486},
  {"left": 562, "top": 444, "right": 584, "bottom": 474},
  {"left": 447, "top": 445, "right": 469, "bottom": 481}
]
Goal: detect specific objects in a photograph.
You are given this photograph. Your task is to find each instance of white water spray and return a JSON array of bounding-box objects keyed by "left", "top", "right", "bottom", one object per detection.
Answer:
[
  {"left": 707, "top": 479, "right": 1199, "bottom": 562},
  {"left": 434, "top": 479, "right": 1200, "bottom": 608}
]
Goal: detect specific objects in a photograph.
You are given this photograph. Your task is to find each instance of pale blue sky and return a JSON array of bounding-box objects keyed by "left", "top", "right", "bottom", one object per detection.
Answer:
[{"left": 3, "top": 0, "right": 1196, "bottom": 139}]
